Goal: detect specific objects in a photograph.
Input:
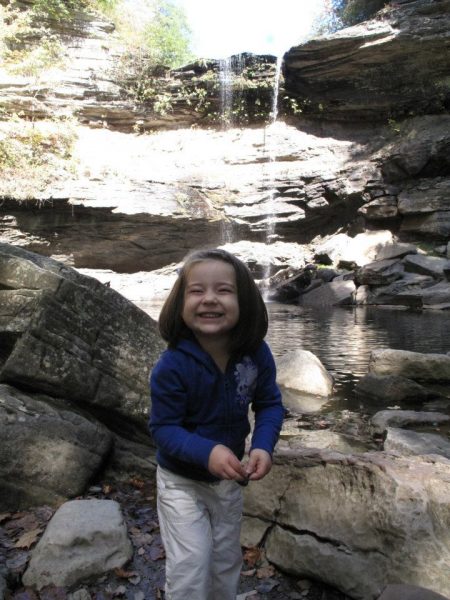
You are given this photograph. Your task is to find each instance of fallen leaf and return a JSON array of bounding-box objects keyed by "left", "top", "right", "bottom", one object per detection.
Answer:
[
  {"left": 129, "top": 478, "right": 145, "bottom": 489},
  {"left": 256, "top": 578, "right": 279, "bottom": 593},
  {"left": 0, "top": 512, "right": 12, "bottom": 523},
  {"left": 114, "top": 567, "right": 138, "bottom": 579},
  {"left": 131, "top": 532, "right": 153, "bottom": 547},
  {"left": 11, "top": 589, "right": 39, "bottom": 600},
  {"left": 241, "top": 569, "right": 256, "bottom": 577},
  {"left": 94, "top": 592, "right": 113, "bottom": 600},
  {"left": 129, "top": 526, "right": 141, "bottom": 535},
  {"left": 35, "top": 506, "right": 54, "bottom": 522},
  {"left": 15, "top": 528, "right": 42, "bottom": 549},
  {"left": 243, "top": 546, "right": 262, "bottom": 568},
  {"left": 236, "top": 592, "right": 259, "bottom": 599},
  {"left": 112, "top": 585, "right": 127, "bottom": 597},
  {"left": 148, "top": 544, "right": 165, "bottom": 561},
  {"left": 39, "top": 585, "right": 68, "bottom": 600},
  {"left": 6, "top": 551, "right": 29, "bottom": 571},
  {"left": 256, "top": 565, "right": 275, "bottom": 579},
  {"left": 11, "top": 511, "right": 28, "bottom": 519},
  {"left": 6, "top": 514, "right": 39, "bottom": 533},
  {"left": 129, "top": 574, "right": 141, "bottom": 585}
]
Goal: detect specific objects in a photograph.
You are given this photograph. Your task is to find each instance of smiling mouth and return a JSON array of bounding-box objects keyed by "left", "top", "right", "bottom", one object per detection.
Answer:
[{"left": 197, "top": 312, "right": 223, "bottom": 318}]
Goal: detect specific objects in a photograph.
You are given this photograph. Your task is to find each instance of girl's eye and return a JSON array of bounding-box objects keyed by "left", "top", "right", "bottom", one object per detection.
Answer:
[
  {"left": 219, "top": 287, "right": 233, "bottom": 293},
  {"left": 188, "top": 288, "right": 203, "bottom": 294}
]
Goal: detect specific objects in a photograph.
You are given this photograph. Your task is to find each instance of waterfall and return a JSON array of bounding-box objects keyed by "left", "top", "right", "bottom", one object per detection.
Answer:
[
  {"left": 271, "top": 55, "right": 283, "bottom": 124},
  {"left": 218, "top": 54, "right": 244, "bottom": 129},
  {"left": 218, "top": 54, "right": 245, "bottom": 244},
  {"left": 219, "top": 56, "right": 233, "bottom": 129},
  {"left": 261, "top": 54, "right": 283, "bottom": 294}
]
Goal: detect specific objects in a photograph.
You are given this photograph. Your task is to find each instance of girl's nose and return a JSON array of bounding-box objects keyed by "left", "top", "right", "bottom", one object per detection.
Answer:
[{"left": 202, "top": 290, "right": 218, "bottom": 303}]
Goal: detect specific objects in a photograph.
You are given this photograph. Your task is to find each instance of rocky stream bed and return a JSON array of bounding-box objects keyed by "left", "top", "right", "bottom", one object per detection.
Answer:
[{"left": 0, "top": 477, "right": 350, "bottom": 600}]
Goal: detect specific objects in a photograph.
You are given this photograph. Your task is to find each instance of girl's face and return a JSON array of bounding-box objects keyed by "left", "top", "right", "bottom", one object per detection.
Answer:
[{"left": 182, "top": 259, "right": 239, "bottom": 345}]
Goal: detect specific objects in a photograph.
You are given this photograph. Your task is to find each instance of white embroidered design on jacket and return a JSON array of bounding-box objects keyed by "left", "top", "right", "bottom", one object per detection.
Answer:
[{"left": 234, "top": 357, "right": 258, "bottom": 406}]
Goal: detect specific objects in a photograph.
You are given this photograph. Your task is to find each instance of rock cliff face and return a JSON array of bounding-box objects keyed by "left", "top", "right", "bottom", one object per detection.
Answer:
[
  {"left": 0, "top": 8, "right": 277, "bottom": 133},
  {"left": 0, "top": 0, "right": 449, "bottom": 276},
  {"left": 283, "top": 0, "right": 450, "bottom": 122}
]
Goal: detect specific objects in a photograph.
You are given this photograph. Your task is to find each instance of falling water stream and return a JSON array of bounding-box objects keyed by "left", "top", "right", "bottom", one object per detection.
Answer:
[
  {"left": 264, "top": 54, "right": 283, "bottom": 241},
  {"left": 261, "top": 55, "right": 283, "bottom": 293},
  {"left": 201, "top": 56, "right": 450, "bottom": 423},
  {"left": 219, "top": 54, "right": 245, "bottom": 129},
  {"left": 218, "top": 54, "right": 245, "bottom": 244}
]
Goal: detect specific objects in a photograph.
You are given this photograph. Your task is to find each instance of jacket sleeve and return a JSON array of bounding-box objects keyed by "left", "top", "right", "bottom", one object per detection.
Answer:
[
  {"left": 149, "top": 354, "right": 218, "bottom": 469},
  {"left": 250, "top": 342, "right": 285, "bottom": 456}
]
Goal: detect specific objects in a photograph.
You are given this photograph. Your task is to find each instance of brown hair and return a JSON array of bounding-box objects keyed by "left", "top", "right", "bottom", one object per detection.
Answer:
[{"left": 158, "top": 248, "right": 268, "bottom": 356}]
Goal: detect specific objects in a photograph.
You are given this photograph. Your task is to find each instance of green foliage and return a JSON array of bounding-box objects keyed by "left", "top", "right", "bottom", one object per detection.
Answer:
[
  {"left": 387, "top": 117, "right": 401, "bottom": 135},
  {"left": 283, "top": 96, "right": 303, "bottom": 116},
  {"left": 339, "top": 0, "right": 388, "bottom": 26},
  {"left": 0, "top": 0, "right": 119, "bottom": 77},
  {"left": 1, "top": 3, "right": 64, "bottom": 76},
  {"left": 106, "top": 0, "right": 193, "bottom": 71},
  {"left": 142, "top": 0, "right": 192, "bottom": 68},
  {"left": 0, "top": 112, "right": 77, "bottom": 200},
  {"left": 108, "top": 0, "right": 194, "bottom": 112},
  {"left": 114, "top": 54, "right": 277, "bottom": 126},
  {"left": 315, "top": 0, "right": 390, "bottom": 33},
  {"left": 26, "top": 0, "right": 118, "bottom": 21},
  {"left": 414, "top": 241, "right": 440, "bottom": 256},
  {"left": 31, "top": 0, "right": 84, "bottom": 21}
]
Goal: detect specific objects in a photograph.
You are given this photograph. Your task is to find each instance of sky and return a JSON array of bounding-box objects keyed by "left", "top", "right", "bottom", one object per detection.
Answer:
[{"left": 176, "top": 0, "right": 326, "bottom": 59}]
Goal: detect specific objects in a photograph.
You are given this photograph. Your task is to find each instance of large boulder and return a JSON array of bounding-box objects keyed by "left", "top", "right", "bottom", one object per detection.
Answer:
[
  {"left": 0, "top": 384, "right": 112, "bottom": 510},
  {"left": 368, "top": 349, "right": 450, "bottom": 382},
  {"left": 299, "top": 279, "right": 356, "bottom": 306},
  {"left": 403, "top": 254, "right": 450, "bottom": 279},
  {"left": 23, "top": 499, "right": 133, "bottom": 590},
  {"left": 370, "top": 410, "right": 450, "bottom": 436},
  {"left": 384, "top": 427, "right": 450, "bottom": 459},
  {"left": 355, "top": 373, "right": 438, "bottom": 403},
  {"left": 338, "top": 231, "right": 395, "bottom": 268},
  {"left": 244, "top": 449, "right": 450, "bottom": 599},
  {"left": 0, "top": 243, "right": 165, "bottom": 420},
  {"left": 355, "top": 259, "right": 404, "bottom": 286},
  {"left": 377, "top": 584, "right": 450, "bottom": 600},
  {"left": 276, "top": 349, "right": 334, "bottom": 397}
]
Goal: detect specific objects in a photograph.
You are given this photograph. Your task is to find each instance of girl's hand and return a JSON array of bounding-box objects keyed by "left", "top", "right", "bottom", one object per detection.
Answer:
[
  {"left": 208, "top": 444, "right": 247, "bottom": 481},
  {"left": 245, "top": 449, "right": 272, "bottom": 481}
]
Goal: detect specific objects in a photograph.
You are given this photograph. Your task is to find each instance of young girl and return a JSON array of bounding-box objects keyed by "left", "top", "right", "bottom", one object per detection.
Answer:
[{"left": 149, "top": 248, "right": 284, "bottom": 600}]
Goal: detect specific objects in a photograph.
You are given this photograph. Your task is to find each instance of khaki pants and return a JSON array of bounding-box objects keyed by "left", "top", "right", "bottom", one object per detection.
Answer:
[{"left": 157, "top": 466, "right": 243, "bottom": 600}]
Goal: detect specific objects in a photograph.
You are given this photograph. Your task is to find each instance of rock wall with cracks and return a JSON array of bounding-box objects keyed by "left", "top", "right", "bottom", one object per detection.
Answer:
[{"left": 243, "top": 449, "right": 450, "bottom": 600}]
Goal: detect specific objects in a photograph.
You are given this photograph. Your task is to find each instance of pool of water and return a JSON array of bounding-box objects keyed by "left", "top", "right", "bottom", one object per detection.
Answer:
[{"left": 266, "top": 303, "right": 450, "bottom": 415}]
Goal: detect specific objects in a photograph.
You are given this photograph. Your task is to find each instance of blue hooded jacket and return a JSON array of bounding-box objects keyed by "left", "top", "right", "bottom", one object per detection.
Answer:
[{"left": 149, "top": 338, "right": 284, "bottom": 482}]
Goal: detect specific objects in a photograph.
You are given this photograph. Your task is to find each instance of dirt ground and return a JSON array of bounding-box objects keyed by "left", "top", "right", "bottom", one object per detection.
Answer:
[{"left": 0, "top": 478, "right": 351, "bottom": 600}]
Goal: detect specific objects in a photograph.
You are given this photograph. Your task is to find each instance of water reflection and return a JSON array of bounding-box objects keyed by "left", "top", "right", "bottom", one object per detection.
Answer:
[
  {"left": 266, "top": 303, "right": 450, "bottom": 414},
  {"left": 141, "top": 294, "right": 450, "bottom": 416}
]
